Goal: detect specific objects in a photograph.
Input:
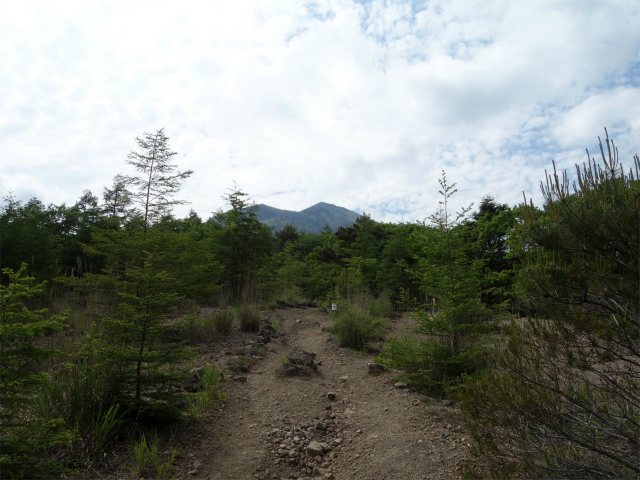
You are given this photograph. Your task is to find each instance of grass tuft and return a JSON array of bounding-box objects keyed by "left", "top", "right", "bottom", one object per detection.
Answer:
[
  {"left": 211, "top": 309, "right": 235, "bottom": 334},
  {"left": 237, "top": 304, "right": 261, "bottom": 332}
]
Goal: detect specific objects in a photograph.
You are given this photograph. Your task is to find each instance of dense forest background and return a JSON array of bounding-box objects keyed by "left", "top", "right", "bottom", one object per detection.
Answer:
[{"left": 1, "top": 129, "right": 638, "bottom": 479}]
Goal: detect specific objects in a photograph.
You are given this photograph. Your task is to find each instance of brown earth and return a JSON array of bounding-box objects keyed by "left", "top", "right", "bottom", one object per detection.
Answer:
[{"left": 99, "top": 306, "right": 478, "bottom": 479}]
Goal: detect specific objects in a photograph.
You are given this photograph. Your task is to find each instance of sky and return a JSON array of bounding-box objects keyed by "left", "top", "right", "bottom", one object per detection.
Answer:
[{"left": 1, "top": 0, "right": 639, "bottom": 225}]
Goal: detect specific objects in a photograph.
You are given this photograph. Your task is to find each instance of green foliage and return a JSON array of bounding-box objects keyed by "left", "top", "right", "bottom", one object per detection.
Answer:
[
  {"left": 212, "top": 184, "right": 273, "bottom": 301},
  {"left": 464, "top": 196, "right": 519, "bottom": 310},
  {"left": 0, "top": 264, "right": 76, "bottom": 478},
  {"left": 35, "top": 333, "right": 123, "bottom": 457},
  {"left": 338, "top": 256, "right": 381, "bottom": 298},
  {"left": 91, "top": 404, "right": 122, "bottom": 457},
  {"left": 363, "top": 294, "right": 394, "bottom": 318},
  {"left": 410, "top": 173, "right": 491, "bottom": 348},
  {"left": 330, "top": 299, "right": 387, "bottom": 350},
  {"left": 102, "top": 173, "right": 135, "bottom": 225},
  {"left": 0, "top": 196, "right": 58, "bottom": 279},
  {"left": 212, "top": 309, "right": 235, "bottom": 334},
  {"left": 274, "top": 223, "right": 301, "bottom": 252},
  {"left": 153, "top": 222, "right": 223, "bottom": 302},
  {"left": 179, "top": 309, "right": 235, "bottom": 342},
  {"left": 180, "top": 312, "right": 218, "bottom": 344},
  {"left": 385, "top": 172, "right": 494, "bottom": 393},
  {"left": 101, "top": 245, "right": 195, "bottom": 419},
  {"left": 237, "top": 303, "right": 261, "bottom": 332},
  {"left": 129, "top": 431, "right": 177, "bottom": 479},
  {"left": 188, "top": 363, "right": 227, "bottom": 417},
  {"left": 1, "top": 418, "right": 77, "bottom": 479},
  {"left": 459, "top": 131, "right": 640, "bottom": 478},
  {"left": 381, "top": 334, "right": 488, "bottom": 393},
  {"left": 379, "top": 222, "right": 421, "bottom": 304},
  {"left": 125, "top": 128, "right": 193, "bottom": 233}
]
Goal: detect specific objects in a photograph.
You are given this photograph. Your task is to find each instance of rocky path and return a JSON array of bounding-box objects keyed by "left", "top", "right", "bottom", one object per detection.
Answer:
[{"left": 175, "top": 307, "right": 473, "bottom": 480}]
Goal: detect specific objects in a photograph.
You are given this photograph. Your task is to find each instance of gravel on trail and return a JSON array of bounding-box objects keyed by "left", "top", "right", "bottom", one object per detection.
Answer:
[{"left": 98, "top": 307, "right": 478, "bottom": 479}]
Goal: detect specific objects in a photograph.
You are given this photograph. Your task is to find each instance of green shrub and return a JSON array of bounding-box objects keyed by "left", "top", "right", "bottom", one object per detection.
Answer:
[
  {"left": 237, "top": 304, "right": 260, "bottom": 332},
  {"left": 0, "top": 264, "right": 77, "bottom": 478},
  {"left": 458, "top": 132, "right": 640, "bottom": 478},
  {"left": 378, "top": 335, "right": 487, "bottom": 394},
  {"left": 273, "top": 285, "right": 307, "bottom": 305},
  {"left": 364, "top": 295, "right": 394, "bottom": 318},
  {"left": 331, "top": 307, "right": 386, "bottom": 350},
  {"left": 35, "top": 334, "right": 123, "bottom": 457}
]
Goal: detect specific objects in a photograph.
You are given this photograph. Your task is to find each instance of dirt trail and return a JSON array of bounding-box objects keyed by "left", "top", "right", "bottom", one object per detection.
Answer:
[{"left": 175, "top": 307, "right": 472, "bottom": 480}]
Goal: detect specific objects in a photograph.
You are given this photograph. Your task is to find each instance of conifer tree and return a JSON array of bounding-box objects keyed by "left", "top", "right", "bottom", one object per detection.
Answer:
[
  {"left": 460, "top": 131, "right": 640, "bottom": 478},
  {"left": 125, "top": 129, "right": 192, "bottom": 234},
  {"left": 0, "top": 264, "right": 74, "bottom": 477},
  {"left": 101, "top": 242, "right": 194, "bottom": 418},
  {"left": 83, "top": 130, "right": 196, "bottom": 419},
  {"left": 212, "top": 184, "right": 272, "bottom": 301},
  {"left": 382, "top": 172, "right": 491, "bottom": 391},
  {"left": 102, "top": 174, "right": 135, "bottom": 225}
]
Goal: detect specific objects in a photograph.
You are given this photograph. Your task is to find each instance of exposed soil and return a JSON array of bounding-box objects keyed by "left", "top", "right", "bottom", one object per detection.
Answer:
[{"left": 100, "top": 307, "right": 477, "bottom": 479}]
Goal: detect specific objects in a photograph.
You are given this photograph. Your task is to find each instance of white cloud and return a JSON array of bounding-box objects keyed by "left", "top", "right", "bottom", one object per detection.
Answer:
[
  {"left": 554, "top": 87, "right": 640, "bottom": 148},
  {"left": 0, "top": 0, "right": 638, "bottom": 225}
]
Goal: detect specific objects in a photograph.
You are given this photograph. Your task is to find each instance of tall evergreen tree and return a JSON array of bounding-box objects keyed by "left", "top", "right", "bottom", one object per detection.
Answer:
[
  {"left": 77, "top": 130, "right": 197, "bottom": 419},
  {"left": 464, "top": 196, "right": 518, "bottom": 308},
  {"left": 274, "top": 223, "right": 300, "bottom": 253},
  {"left": 125, "top": 129, "right": 192, "bottom": 234},
  {"left": 0, "top": 196, "right": 58, "bottom": 280}
]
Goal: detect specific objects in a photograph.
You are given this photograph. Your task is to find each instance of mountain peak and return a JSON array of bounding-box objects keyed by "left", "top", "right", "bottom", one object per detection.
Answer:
[{"left": 255, "top": 203, "right": 359, "bottom": 233}]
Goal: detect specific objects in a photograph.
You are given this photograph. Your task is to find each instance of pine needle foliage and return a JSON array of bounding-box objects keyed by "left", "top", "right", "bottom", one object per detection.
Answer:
[
  {"left": 383, "top": 172, "right": 493, "bottom": 393},
  {"left": 125, "top": 128, "right": 193, "bottom": 234},
  {"left": 459, "top": 130, "right": 640, "bottom": 478},
  {"left": 102, "top": 244, "right": 194, "bottom": 420},
  {"left": 0, "top": 264, "right": 76, "bottom": 478}
]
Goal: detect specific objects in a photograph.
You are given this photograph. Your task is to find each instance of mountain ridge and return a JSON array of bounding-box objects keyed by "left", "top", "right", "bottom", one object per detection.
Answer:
[{"left": 255, "top": 202, "right": 360, "bottom": 233}]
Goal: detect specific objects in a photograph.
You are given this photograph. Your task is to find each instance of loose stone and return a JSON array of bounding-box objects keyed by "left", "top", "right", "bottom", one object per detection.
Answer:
[{"left": 306, "top": 441, "right": 324, "bottom": 457}]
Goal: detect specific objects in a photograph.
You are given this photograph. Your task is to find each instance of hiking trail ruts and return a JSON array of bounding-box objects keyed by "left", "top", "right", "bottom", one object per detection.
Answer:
[{"left": 172, "top": 307, "right": 474, "bottom": 480}]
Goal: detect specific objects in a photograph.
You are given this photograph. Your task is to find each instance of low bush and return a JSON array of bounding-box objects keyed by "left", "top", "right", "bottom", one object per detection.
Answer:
[
  {"left": 378, "top": 335, "right": 487, "bottom": 394},
  {"left": 331, "top": 303, "right": 386, "bottom": 350},
  {"left": 364, "top": 295, "right": 394, "bottom": 318}
]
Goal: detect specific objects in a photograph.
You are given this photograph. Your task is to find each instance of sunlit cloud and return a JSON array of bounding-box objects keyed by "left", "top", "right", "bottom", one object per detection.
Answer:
[{"left": 0, "top": 0, "right": 638, "bottom": 224}]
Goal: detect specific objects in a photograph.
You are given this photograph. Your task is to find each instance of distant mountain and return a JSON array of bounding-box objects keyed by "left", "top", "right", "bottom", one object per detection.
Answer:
[{"left": 255, "top": 202, "right": 360, "bottom": 233}]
